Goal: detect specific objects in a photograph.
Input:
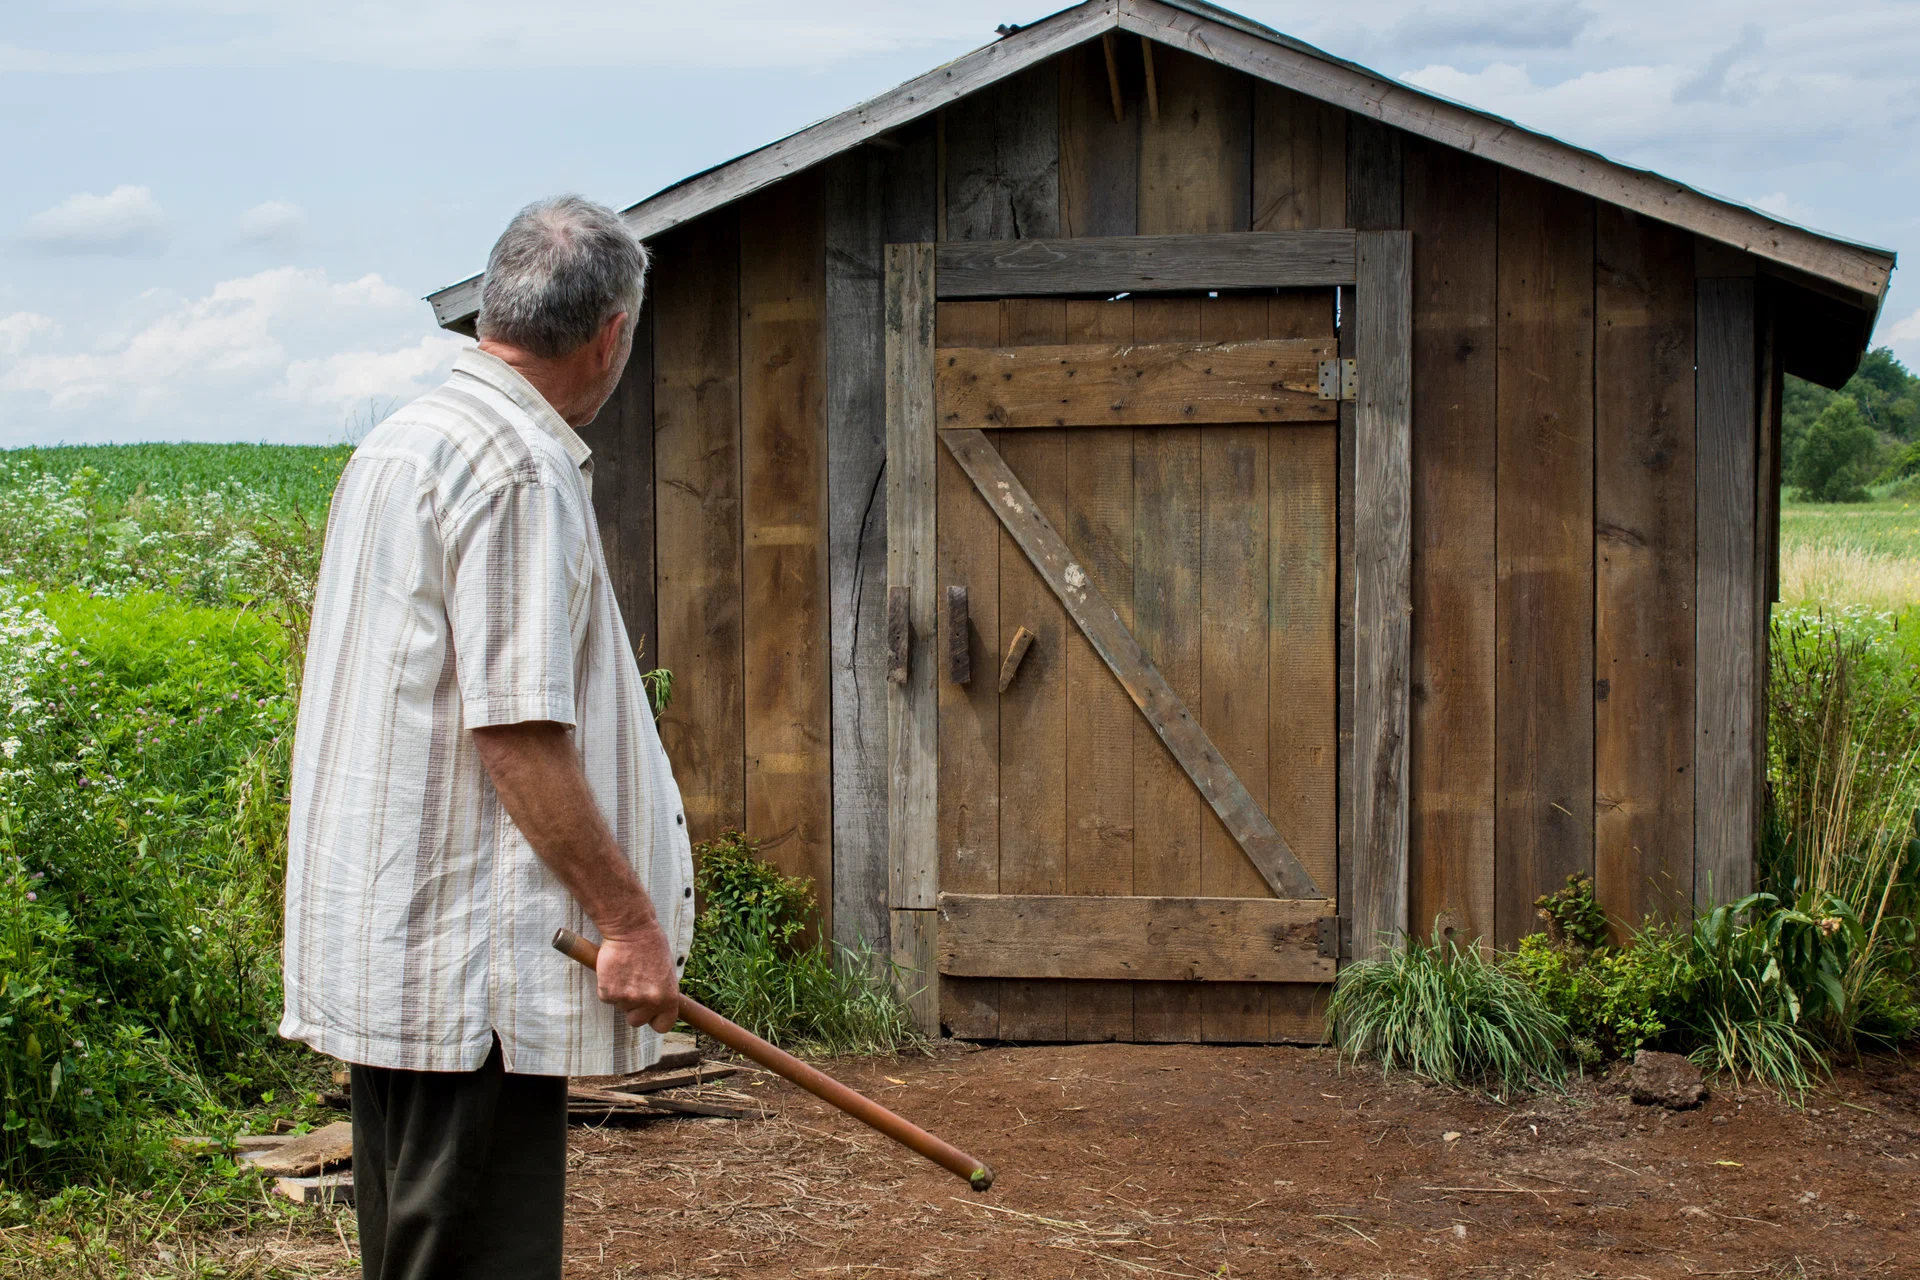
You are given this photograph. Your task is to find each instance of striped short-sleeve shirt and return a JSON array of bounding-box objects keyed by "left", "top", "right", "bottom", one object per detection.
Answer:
[{"left": 281, "top": 348, "right": 695, "bottom": 1077}]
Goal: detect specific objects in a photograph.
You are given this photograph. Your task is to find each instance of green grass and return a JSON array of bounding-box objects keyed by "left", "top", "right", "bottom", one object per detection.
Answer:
[
  {"left": 1780, "top": 495, "right": 1920, "bottom": 560},
  {"left": 0, "top": 444, "right": 353, "bottom": 519}
]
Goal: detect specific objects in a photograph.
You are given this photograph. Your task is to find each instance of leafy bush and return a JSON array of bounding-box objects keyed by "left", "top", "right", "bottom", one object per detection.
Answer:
[
  {"left": 1508, "top": 927, "right": 1694, "bottom": 1064},
  {"left": 1328, "top": 925, "right": 1566, "bottom": 1098},
  {"left": 683, "top": 831, "right": 920, "bottom": 1057},
  {"left": 1533, "top": 872, "right": 1611, "bottom": 951},
  {"left": 1679, "top": 894, "right": 1831, "bottom": 1097}
]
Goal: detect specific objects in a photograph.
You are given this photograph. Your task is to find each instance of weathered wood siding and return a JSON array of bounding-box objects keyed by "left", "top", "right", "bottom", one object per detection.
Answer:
[{"left": 627, "top": 38, "right": 1773, "bottom": 1013}]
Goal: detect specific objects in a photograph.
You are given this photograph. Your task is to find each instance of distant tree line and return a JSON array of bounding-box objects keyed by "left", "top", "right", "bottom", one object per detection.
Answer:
[{"left": 1783, "top": 346, "right": 1920, "bottom": 502}]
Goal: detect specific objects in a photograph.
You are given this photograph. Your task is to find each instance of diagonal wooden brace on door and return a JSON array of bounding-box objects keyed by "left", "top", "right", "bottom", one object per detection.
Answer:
[{"left": 942, "top": 427, "right": 1324, "bottom": 900}]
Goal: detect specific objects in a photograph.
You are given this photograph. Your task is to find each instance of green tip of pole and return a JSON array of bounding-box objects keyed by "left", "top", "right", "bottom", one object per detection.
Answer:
[{"left": 969, "top": 1166, "right": 995, "bottom": 1192}]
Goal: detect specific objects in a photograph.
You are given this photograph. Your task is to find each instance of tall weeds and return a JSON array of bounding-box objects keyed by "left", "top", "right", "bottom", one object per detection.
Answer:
[{"left": 1765, "top": 612, "right": 1920, "bottom": 1048}]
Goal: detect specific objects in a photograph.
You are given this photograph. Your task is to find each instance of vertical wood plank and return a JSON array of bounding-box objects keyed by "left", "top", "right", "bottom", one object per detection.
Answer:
[
  {"left": 942, "top": 65, "right": 1061, "bottom": 242},
  {"left": 1754, "top": 305, "right": 1779, "bottom": 877},
  {"left": 1252, "top": 84, "right": 1346, "bottom": 232},
  {"left": 592, "top": 307, "right": 656, "bottom": 670},
  {"left": 1344, "top": 117, "right": 1401, "bottom": 963},
  {"left": 935, "top": 300, "right": 1005, "bottom": 1038},
  {"left": 1200, "top": 296, "right": 1273, "bottom": 1043},
  {"left": 740, "top": 176, "right": 834, "bottom": 932},
  {"left": 1131, "top": 298, "right": 1206, "bottom": 1041},
  {"left": 1696, "top": 276, "right": 1758, "bottom": 908},
  {"left": 826, "top": 150, "right": 891, "bottom": 953},
  {"left": 994, "top": 297, "right": 1070, "bottom": 1042},
  {"left": 1595, "top": 207, "right": 1696, "bottom": 932},
  {"left": 1352, "top": 230, "right": 1414, "bottom": 962},
  {"left": 890, "top": 908, "right": 939, "bottom": 1039},
  {"left": 1063, "top": 298, "right": 1138, "bottom": 1043},
  {"left": 1138, "top": 45, "right": 1252, "bottom": 234},
  {"left": 1060, "top": 39, "right": 1140, "bottom": 239},
  {"left": 1403, "top": 140, "right": 1497, "bottom": 950},
  {"left": 1495, "top": 173, "right": 1596, "bottom": 946},
  {"left": 884, "top": 242, "right": 939, "bottom": 951},
  {"left": 652, "top": 214, "right": 744, "bottom": 844},
  {"left": 1267, "top": 287, "right": 1339, "bottom": 1044}
]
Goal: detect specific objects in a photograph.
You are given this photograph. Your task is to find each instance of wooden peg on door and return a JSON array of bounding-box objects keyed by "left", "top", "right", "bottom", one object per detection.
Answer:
[{"left": 998, "top": 626, "right": 1035, "bottom": 692}]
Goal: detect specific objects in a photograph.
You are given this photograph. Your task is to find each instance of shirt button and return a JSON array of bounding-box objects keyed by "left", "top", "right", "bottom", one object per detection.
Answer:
[
  {"left": 684, "top": 886, "right": 693, "bottom": 898},
  {"left": 675, "top": 814, "right": 684, "bottom": 826},
  {"left": 675, "top": 956, "right": 686, "bottom": 967}
]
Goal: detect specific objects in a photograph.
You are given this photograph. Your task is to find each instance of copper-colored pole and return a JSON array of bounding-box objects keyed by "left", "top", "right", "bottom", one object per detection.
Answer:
[{"left": 552, "top": 928, "right": 994, "bottom": 1191}]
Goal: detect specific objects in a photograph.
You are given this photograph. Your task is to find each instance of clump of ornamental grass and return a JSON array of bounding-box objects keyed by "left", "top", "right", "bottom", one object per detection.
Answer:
[
  {"left": 1327, "top": 924, "right": 1567, "bottom": 1099},
  {"left": 682, "top": 831, "right": 922, "bottom": 1058}
]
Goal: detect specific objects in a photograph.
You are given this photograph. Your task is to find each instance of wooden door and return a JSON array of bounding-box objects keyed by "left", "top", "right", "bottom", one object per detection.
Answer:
[{"left": 931, "top": 292, "right": 1340, "bottom": 1043}]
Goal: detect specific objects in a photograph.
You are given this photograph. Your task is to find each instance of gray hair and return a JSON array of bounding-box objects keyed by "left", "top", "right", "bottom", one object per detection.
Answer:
[{"left": 477, "top": 195, "right": 649, "bottom": 358}]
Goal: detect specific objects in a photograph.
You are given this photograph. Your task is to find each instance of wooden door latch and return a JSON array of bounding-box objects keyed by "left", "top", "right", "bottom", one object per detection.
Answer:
[{"left": 998, "top": 626, "right": 1036, "bottom": 692}]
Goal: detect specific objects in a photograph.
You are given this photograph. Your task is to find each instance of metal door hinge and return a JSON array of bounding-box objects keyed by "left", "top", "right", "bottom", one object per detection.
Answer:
[
  {"left": 1317, "top": 358, "right": 1357, "bottom": 402},
  {"left": 1317, "top": 915, "right": 1341, "bottom": 959}
]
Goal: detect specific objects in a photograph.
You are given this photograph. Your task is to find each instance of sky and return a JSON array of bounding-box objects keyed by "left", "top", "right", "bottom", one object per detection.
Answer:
[{"left": 1, "top": 0, "right": 1915, "bottom": 448}]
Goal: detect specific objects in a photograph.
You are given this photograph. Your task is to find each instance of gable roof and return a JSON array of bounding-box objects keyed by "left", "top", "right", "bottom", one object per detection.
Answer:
[{"left": 427, "top": 0, "right": 1894, "bottom": 377}]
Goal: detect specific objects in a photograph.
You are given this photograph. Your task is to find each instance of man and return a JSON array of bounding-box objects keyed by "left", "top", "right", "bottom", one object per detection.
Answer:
[{"left": 281, "top": 196, "right": 693, "bottom": 1278}]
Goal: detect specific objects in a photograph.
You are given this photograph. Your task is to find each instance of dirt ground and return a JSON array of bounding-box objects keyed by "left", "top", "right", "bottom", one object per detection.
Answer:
[{"left": 556, "top": 1041, "right": 1919, "bottom": 1280}]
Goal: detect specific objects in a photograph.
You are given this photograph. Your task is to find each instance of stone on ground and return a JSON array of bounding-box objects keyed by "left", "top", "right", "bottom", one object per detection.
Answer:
[{"left": 1629, "top": 1050, "right": 1707, "bottom": 1110}]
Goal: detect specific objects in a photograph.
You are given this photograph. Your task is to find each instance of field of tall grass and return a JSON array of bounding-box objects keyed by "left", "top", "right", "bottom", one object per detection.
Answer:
[{"left": 1780, "top": 495, "right": 1920, "bottom": 611}]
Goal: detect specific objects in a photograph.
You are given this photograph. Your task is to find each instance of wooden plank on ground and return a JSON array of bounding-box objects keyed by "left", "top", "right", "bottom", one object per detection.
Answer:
[
  {"left": 1695, "top": 276, "right": 1758, "bottom": 908},
  {"left": 1061, "top": 297, "right": 1139, "bottom": 1043},
  {"left": 1350, "top": 231, "right": 1414, "bottom": 962},
  {"left": 934, "top": 300, "right": 1004, "bottom": 1039},
  {"left": 1494, "top": 172, "right": 1596, "bottom": 947},
  {"left": 937, "top": 894, "right": 1335, "bottom": 983},
  {"left": 885, "top": 242, "right": 939, "bottom": 918},
  {"left": 1198, "top": 296, "right": 1275, "bottom": 1044},
  {"left": 944, "top": 427, "right": 1323, "bottom": 903},
  {"left": 1403, "top": 139, "right": 1497, "bottom": 950},
  {"left": 592, "top": 309, "right": 656, "bottom": 668},
  {"left": 244, "top": 1122, "right": 354, "bottom": 1178},
  {"left": 935, "top": 232, "right": 1357, "bottom": 297},
  {"left": 942, "top": 63, "right": 1061, "bottom": 243},
  {"left": 1131, "top": 298, "right": 1206, "bottom": 1041},
  {"left": 826, "top": 150, "right": 891, "bottom": 952},
  {"left": 652, "top": 214, "right": 744, "bottom": 843},
  {"left": 992, "top": 297, "right": 1070, "bottom": 1042},
  {"left": 1252, "top": 83, "right": 1346, "bottom": 233},
  {"left": 1138, "top": 44, "right": 1252, "bottom": 234},
  {"left": 936, "top": 337, "right": 1334, "bottom": 429},
  {"left": 740, "top": 176, "right": 834, "bottom": 929},
  {"left": 1595, "top": 206, "right": 1697, "bottom": 932}
]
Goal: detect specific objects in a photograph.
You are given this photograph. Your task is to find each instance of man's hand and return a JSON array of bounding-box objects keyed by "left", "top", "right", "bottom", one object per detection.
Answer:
[
  {"left": 594, "top": 925, "right": 681, "bottom": 1032},
  {"left": 473, "top": 720, "right": 681, "bottom": 1034}
]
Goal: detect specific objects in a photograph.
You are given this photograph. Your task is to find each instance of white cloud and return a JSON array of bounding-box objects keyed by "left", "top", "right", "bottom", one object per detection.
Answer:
[
  {"left": 1886, "top": 308, "right": 1920, "bottom": 370},
  {"left": 21, "top": 185, "right": 168, "bottom": 256},
  {"left": 0, "top": 313, "right": 57, "bottom": 358},
  {"left": 236, "top": 200, "right": 306, "bottom": 245},
  {"left": 0, "top": 267, "right": 464, "bottom": 444}
]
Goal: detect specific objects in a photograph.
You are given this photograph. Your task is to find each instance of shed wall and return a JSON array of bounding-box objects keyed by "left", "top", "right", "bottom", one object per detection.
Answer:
[{"left": 594, "top": 38, "right": 1773, "bottom": 990}]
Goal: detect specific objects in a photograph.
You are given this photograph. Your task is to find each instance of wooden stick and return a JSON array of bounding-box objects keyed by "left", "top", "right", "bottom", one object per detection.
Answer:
[{"left": 551, "top": 928, "right": 995, "bottom": 1191}]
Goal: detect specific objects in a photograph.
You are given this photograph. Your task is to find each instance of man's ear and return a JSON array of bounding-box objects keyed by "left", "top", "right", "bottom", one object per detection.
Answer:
[{"left": 596, "top": 311, "right": 629, "bottom": 372}]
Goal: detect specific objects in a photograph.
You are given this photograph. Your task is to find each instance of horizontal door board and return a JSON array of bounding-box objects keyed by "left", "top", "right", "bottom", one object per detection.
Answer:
[
  {"left": 937, "top": 338, "right": 1335, "bottom": 428},
  {"left": 937, "top": 893, "right": 1336, "bottom": 982},
  {"left": 943, "top": 426, "right": 1325, "bottom": 899},
  {"left": 936, "top": 231, "right": 1357, "bottom": 298}
]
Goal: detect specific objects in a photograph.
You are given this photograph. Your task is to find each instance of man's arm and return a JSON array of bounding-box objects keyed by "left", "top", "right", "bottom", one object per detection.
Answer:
[{"left": 473, "top": 721, "right": 679, "bottom": 1032}]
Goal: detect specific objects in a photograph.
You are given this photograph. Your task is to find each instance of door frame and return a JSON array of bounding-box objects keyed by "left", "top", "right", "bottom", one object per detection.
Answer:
[{"left": 884, "top": 230, "right": 1412, "bottom": 1034}]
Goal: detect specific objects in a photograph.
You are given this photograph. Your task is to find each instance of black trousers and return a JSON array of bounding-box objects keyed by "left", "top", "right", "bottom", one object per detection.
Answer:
[{"left": 349, "top": 1040, "right": 568, "bottom": 1280}]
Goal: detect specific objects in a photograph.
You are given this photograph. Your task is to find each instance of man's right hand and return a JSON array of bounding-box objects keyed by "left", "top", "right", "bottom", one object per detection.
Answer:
[{"left": 593, "top": 922, "right": 681, "bottom": 1032}]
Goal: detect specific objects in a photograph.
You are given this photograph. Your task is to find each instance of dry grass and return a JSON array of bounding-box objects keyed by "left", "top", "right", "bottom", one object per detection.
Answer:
[{"left": 1781, "top": 542, "right": 1920, "bottom": 612}]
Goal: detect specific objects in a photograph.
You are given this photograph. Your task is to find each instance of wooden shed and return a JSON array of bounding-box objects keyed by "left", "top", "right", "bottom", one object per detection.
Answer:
[{"left": 427, "top": 0, "right": 1896, "bottom": 1042}]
